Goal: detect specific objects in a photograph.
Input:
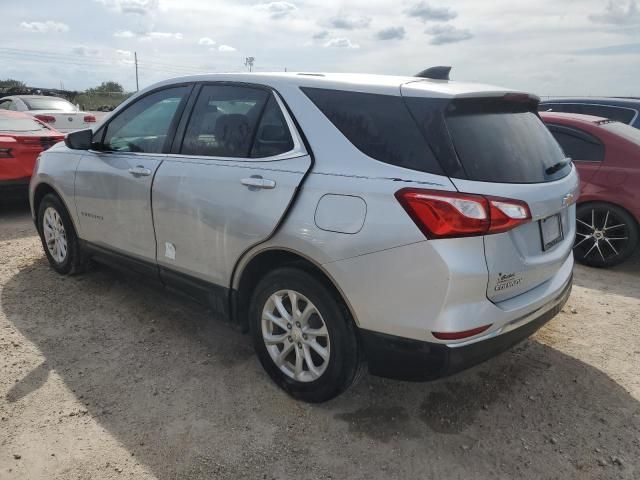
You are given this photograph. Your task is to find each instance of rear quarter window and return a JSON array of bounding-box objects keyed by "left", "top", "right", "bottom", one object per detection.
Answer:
[{"left": 301, "top": 87, "right": 443, "bottom": 174}]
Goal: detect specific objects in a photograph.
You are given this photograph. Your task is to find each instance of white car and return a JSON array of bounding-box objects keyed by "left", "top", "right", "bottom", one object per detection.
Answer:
[{"left": 0, "top": 95, "right": 96, "bottom": 133}]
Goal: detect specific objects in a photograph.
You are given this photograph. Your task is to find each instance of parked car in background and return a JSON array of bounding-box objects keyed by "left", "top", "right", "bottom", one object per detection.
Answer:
[
  {"left": 0, "top": 95, "right": 96, "bottom": 133},
  {"left": 539, "top": 97, "right": 640, "bottom": 129},
  {"left": 0, "top": 110, "right": 63, "bottom": 195},
  {"left": 30, "top": 72, "right": 577, "bottom": 401},
  {"left": 541, "top": 112, "right": 640, "bottom": 267}
]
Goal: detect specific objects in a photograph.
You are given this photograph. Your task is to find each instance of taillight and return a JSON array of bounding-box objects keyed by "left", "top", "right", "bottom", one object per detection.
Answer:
[
  {"left": 395, "top": 188, "right": 531, "bottom": 239},
  {"left": 432, "top": 324, "right": 491, "bottom": 340},
  {"left": 35, "top": 114, "right": 56, "bottom": 123},
  {"left": 84, "top": 115, "right": 96, "bottom": 123},
  {"left": 0, "top": 147, "right": 13, "bottom": 158}
]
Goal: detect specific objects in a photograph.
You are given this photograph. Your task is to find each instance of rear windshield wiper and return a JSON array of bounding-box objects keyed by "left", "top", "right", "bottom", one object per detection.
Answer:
[{"left": 545, "top": 158, "right": 571, "bottom": 175}]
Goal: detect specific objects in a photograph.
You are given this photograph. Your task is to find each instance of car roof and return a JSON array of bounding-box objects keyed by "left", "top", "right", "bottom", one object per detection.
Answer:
[
  {"left": 540, "top": 97, "right": 640, "bottom": 108},
  {"left": 144, "top": 72, "right": 523, "bottom": 99}
]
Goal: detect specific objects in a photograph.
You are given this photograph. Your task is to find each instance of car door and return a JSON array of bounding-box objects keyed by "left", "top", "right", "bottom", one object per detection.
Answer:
[
  {"left": 547, "top": 125, "right": 604, "bottom": 185},
  {"left": 151, "top": 83, "right": 311, "bottom": 296},
  {"left": 74, "top": 84, "right": 192, "bottom": 262}
]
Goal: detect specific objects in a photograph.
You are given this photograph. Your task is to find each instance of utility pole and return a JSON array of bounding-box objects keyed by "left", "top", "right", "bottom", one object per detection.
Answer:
[{"left": 134, "top": 51, "right": 139, "bottom": 91}]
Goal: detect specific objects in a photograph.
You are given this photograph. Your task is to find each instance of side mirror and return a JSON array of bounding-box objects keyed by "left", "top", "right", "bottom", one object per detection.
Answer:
[{"left": 64, "top": 129, "right": 93, "bottom": 150}]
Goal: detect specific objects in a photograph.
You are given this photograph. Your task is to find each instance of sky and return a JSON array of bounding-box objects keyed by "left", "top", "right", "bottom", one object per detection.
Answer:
[{"left": 1, "top": 0, "right": 639, "bottom": 96}]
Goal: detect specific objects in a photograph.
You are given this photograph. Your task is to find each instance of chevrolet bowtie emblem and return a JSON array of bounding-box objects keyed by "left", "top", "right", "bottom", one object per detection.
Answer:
[{"left": 562, "top": 192, "right": 575, "bottom": 207}]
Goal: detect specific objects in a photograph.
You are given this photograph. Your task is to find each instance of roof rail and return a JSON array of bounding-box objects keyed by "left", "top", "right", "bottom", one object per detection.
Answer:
[{"left": 415, "top": 66, "right": 451, "bottom": 81}]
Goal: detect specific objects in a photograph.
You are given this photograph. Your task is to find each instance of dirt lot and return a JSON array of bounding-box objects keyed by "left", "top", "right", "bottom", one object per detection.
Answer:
[{"left": 1, "top": 200, "right": 639, "bottom": 480}]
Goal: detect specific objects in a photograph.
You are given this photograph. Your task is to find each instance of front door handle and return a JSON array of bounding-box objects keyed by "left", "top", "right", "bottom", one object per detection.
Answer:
[
  {"left": 128, "top": 165, "right": 152, "bottom": 177},
  {"left": 241, "top": 176, "right": 276, "bottom": 189}
]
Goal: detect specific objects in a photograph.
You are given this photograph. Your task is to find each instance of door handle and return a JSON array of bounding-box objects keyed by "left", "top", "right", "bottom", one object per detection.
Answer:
[
  {"left": 241, "top": 177, "right": 276, "bottom": 189},
  {"left": 128, "top": 165, "right": 152, "bottom": 177}
]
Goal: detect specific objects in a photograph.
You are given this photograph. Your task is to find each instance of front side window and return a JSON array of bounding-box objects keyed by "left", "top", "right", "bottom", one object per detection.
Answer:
[
  {"left": 181, "top": 85, "right": 270, "bottom": 157},
  {"left": 103, "top": 86, "right": 189, "bottom": 153},
  {"left": 548, "top": 127, "right": 604, "bottom": 162}
]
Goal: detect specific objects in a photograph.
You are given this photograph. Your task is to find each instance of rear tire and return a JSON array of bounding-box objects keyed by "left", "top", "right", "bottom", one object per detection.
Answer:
[
  {"left": 249, "top": 267, "right": 364, "bottom": 402},
  {"left": 574, "top": 202, "right": 638, "bottom": 268},
  {"left": 37, "top": 194, "right": 87, "bottom": 275}
]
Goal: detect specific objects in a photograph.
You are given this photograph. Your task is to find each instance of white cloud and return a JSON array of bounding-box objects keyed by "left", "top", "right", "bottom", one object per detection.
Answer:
[
  {"left": 312, "top": 30, "right": 328, "bottom": 40},
  {"left": 72, "top": 46, "right": 99, "bottom": 56},
  {"left": 254, "top": 1, "right": 297, "bottom": 19},
  {"left": 94, "top": 0, "right": 159, "bottom": 15},
  {"left": 114, "top": 30, "right": 135, "bottom": 38},
  {"left": 405, "top": 2, "right": 457, "bottom": 22},
  {"left": 325, "top": 15, "right": 370, "bottom": 30},
  {"left": 589, "top": 0, "right": 640, "bottom": 26},
  {"left": 218, "top": 44, "right": 237, "bottom": 52},
  {"left": 425, "top": 24, "right": 472, "bottom": 45},
  {"left": 20, "top": 20, "right": 69, "bottom": 33},
  {"left": 198, "top": 37, "right": 216, "bottom": 46},
  {"left": 376, "top": 26, "right": 405, "bottom": 41},
  {"left": 324, "top": 37, "right": 360, "bottom": 49},
  {"left": 147, "top": 31, "right": 183, "bottom": 39}
]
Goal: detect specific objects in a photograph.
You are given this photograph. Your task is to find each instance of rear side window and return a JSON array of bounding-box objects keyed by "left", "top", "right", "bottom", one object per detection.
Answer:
[
  {"left": 301, "top": 87, "right": 443, "bottom": 174},
  {"left": 181, "top": 85, "right": 269, "bottom": 158},
  {"left": 423, "top": 98, "right": 569, "bottom": 183},
  {"left": 547, "top": 126, "right": 604, "bottom": 162},
  {"left": 250, "top": 96, "right": 294, "bottom": 158}
]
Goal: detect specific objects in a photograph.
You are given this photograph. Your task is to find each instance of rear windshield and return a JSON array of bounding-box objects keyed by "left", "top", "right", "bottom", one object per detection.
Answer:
[
  {"left": 0, "top": 117, "right": 51, "bottom": 133},
  {"left": 410, "top": 98, "right": 570, "bottom": 183},
  {"left": 601, "top": 121, "right": 640, "bottom": 145},
  {"left": 23, "top": 97, "right": 76, "bottom": 111}
]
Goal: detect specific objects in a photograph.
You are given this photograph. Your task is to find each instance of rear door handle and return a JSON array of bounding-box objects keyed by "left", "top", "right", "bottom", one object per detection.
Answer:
[
  {"left": 128, "top": 165, "right": 152, "bottom": 177},
  {"left": 241, "top": 177, "right": 276, "bottom": 189}
]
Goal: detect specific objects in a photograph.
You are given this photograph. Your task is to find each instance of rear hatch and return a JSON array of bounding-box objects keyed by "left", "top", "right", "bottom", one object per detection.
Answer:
[{"left": 401, "top": 84, "right": 579, "bottom": 302}]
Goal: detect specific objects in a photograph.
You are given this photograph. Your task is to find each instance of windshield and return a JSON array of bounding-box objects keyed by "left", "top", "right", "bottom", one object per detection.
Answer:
[
  {"left": 0, "top": 117, "right": 51, "bottom": 133},
  {"left": 601, "top": 121, "right": 640, "bottom": 145},
  {"left": 23, "top": 97, "right": 77, "bottom": 111}
]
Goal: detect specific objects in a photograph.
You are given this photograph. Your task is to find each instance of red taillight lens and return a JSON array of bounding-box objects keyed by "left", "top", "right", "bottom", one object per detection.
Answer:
[
  {"left": 0, "top": 147, "right": 13, "bottom": 158},
  {"left": 35, "top": 114, "right": 56, "bottom": 123},
  {"left": 84, "top": 115, "right": 96, "bottom": 123},
  {"left": 395, "top": 188, "right": 531, "bottom": 239},
  {"left": 432, "top": 324, "right": 492, "bottom": 340}
]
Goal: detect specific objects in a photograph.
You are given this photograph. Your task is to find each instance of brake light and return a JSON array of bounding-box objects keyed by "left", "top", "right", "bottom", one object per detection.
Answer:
[
  {"left": 0, "top": 147, "right": 12, "bottom": 158},
  {"left": 395, "top": 188, "right": 531, "bottom": 239},
  {"left": 35, "top": 114, "right": 56, "bottom": 123},
  {"left": 84, "top": 115, "right": 96, "bottom": 123},
  {"left": 432, "top": 324, "right": 491, "bottom": 340}
]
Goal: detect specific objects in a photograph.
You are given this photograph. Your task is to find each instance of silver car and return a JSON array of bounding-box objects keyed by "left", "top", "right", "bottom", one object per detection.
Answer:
[{"left": 29, "top": 72, "right": 578, "bottom": 402}]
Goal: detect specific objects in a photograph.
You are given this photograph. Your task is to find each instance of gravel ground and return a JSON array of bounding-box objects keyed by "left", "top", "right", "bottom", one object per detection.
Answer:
[{"left": 1, "top": 199, "right": 639, "bottom": 480}]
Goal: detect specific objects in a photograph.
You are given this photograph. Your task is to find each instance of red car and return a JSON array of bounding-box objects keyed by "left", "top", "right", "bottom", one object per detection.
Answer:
[
  {"left": 0, "top": 110, "right": 64, "bottom": 196},
  {"left": 541, "top": 112, "right": 640, "bottom": 267}
]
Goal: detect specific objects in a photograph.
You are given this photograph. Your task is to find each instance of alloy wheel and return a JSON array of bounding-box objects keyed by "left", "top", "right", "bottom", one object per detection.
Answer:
[
  {"left": 574, "top": 207, "right": 629, "bottom": 263},
  {"left": 261, "top": 289, "right": 331, "bottom": 382},
  {"left": 42, "top": 207, "right": 68, "bottom": 264}
]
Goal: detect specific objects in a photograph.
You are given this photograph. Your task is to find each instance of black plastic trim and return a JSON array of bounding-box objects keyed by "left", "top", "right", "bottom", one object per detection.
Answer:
[{"left": 360, "top": 275, "right": 572, "bottom": 381}]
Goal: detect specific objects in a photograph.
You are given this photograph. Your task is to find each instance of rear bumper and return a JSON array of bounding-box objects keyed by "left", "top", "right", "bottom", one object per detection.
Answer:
[{"left": 360, "top": 273, "right": 572, "bottom": 381}]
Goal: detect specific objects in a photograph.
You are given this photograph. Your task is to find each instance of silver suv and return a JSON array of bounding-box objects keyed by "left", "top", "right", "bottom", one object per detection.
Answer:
[{"left": 30, "top": 72, "right": 578, "bottom": 402}]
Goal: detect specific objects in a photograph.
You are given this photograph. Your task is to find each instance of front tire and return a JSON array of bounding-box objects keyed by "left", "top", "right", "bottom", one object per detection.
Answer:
[
  {"left": 574, "top": 202, "right": 638, "bottom": 268},
  {"left": 37, "top": 193, "right": 86, "bottom": 275},
  {"left": 249, "top": 267, "right": 364, "bottom": 402}
]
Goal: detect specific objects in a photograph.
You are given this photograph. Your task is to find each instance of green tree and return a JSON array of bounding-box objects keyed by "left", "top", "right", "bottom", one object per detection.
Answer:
[
  {"left": 89, "top": 81, "right": 124, "bottom": 94},
  {"left": 0, "top": 79, "right": 26, "bottom": 89}
]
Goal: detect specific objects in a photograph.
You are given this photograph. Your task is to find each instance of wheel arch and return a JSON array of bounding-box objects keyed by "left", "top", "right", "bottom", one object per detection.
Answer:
[
  {"left": 577, "top": 199, "right": 640, "bottom": 227},
  {"left": 32, "top": 182, "right": 80, "bottom": 235},
  {"left": 231, "top": 247, "right": 360, "bottom": 332}
]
